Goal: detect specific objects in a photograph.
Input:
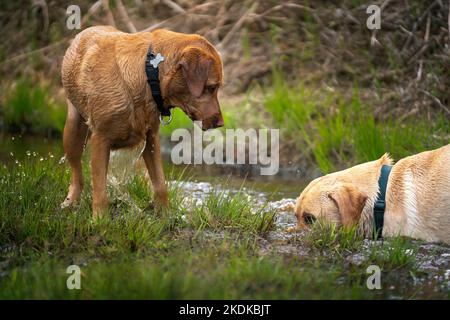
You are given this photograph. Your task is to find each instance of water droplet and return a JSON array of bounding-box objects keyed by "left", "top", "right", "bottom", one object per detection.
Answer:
[
  {"left": 40, "top": 157, "right": 44, "bottom": 161},
  {"left": 26, "top": 151, "right": 31, "bottom": 156}
]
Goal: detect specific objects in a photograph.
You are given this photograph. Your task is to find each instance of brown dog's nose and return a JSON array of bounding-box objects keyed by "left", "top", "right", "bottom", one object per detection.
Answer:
[
  {"left": 202, "top": 114, "right": 224, "bottom": 130},
  {"left": 215, "top": 116, "right": 224, "bottom": 128}
]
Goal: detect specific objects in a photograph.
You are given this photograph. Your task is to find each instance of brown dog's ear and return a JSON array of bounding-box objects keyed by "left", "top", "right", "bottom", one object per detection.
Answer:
[
  {"left": 178, "top": 47, "right": 212, "bottom": 98},
  {"left": 328, "top": 184, "right": 367, "bottom": 227}
]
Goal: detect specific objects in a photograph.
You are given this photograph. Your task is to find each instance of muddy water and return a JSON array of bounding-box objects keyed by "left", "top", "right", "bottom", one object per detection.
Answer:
[{"left": 2, "top": 134, "right": 450, "bottom": 298}]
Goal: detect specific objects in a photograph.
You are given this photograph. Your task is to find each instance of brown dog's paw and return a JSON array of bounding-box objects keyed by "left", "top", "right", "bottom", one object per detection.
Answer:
[{"left": 60, "top": 197, "right": 75, "bottom": 210}]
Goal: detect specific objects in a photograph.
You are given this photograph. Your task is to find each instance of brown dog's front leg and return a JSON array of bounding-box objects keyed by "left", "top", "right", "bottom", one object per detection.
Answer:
[
  {"left": 90, "top": 133, "right": 111, "bottom": 219},
  {"left": 142, "top": 133, "right": 169, "bottom": 210}
]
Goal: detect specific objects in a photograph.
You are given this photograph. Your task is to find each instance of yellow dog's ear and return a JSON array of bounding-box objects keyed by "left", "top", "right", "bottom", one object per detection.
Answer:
[
  {"left": 328, "top": 184, "right": 367, "bottom": 227},
  {"left": 178, "top": 47, "right": 212, "bottom": 98}
]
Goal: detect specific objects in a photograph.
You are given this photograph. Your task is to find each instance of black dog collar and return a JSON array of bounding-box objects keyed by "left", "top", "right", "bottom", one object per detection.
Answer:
[
  {"left": 145, "top": 47, "right": 173, "bottom": 123},
  {"left": 373, "top": 164, "right": 392, "bottom": 239}
]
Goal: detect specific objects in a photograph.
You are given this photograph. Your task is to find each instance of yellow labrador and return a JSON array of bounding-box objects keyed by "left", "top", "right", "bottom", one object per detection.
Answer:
[{"left": 293, "top": 144, "right": 450, "bottom": 243}]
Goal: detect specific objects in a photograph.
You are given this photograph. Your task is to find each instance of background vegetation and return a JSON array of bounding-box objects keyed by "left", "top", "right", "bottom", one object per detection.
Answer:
[{"left": 1, "top": 0, "right": 448, "bottom": 172}]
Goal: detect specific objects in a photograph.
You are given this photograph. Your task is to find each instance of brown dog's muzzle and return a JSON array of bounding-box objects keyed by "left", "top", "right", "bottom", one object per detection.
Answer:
[{"left": 202, "top": 112, "right": 224, "bottom": 130}]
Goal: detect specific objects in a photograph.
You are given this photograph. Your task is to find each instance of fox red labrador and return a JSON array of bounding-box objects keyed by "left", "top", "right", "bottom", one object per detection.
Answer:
[{"left": 61, "top": 26, "right": 224, "bottom": 218}]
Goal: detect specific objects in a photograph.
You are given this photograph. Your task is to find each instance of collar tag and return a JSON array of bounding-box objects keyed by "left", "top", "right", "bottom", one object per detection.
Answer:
[{"left": 150, "top": 53, "right": 165, "bottom": 68}]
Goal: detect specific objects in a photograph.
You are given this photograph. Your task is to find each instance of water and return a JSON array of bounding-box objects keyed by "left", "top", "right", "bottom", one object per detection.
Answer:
[
  {"left": 0, "top": 133, "right": 307, "bottom": 199},
  {"left": 0, "top": 133, "right": 62, "bottom": 163}
]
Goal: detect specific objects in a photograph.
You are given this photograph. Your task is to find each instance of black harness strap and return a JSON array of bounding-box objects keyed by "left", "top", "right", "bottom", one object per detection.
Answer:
[
  {"left": 373, "top": 164, "right": 392, "bottom": 240},
  {"left": 145, "top": 47, "right": 172, "bottom": 117}
]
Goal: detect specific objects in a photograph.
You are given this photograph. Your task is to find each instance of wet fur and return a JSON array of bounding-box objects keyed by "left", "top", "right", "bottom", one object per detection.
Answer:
[{"left": 61, "top": 26, "right": 224, "bottom": 218}]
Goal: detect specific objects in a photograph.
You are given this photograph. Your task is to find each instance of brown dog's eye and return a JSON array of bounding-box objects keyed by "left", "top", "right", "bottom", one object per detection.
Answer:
[
  {"left": 303, "top": 213, "right": 316, "bottom": 225},
  {"left": 205, "top": 85, "right": 217, "bottom": 94}
]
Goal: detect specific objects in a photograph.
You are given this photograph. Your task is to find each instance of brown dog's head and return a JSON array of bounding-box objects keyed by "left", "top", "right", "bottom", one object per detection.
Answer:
[{"left": 166, "top": 38, "right": 224, "bottom": 130}]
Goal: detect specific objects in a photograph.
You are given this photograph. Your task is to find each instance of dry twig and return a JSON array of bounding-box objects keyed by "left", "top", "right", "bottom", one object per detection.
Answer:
[
  {"left": 162, "top": 0, "right": 186, "bottom": 14},
  {"left": 116, "top": 0, "right": 137, "bottom": 33},
  {"left": 102, "top": 0, "right": 116, "bottom": 27},
  {"left": 217, "top": 2, "right": 259, "bottom": 50}
]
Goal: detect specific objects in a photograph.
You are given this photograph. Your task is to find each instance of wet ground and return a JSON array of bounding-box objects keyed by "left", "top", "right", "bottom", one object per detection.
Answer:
[{"left": 175, "top": 179, "right": 450, "bottom": 298}]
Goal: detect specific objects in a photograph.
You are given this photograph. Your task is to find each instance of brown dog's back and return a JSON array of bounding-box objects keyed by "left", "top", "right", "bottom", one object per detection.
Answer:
[
  {"left": 61, "top": 26, "right": 155, "bottom": 145},
  {"left": 62, "top": 26, "right": 122, "bottom": 113}
]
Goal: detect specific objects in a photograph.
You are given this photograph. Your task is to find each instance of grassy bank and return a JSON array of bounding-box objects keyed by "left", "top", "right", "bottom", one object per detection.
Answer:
[
  {"left": 0, "top": 153, "right": 448, "bottom": 299},
  {"left": 260, "top": 72, "right": 449, "bottom": 173},
  {"left": 1, "top": 79, "right": 66, "bottom": 136}
]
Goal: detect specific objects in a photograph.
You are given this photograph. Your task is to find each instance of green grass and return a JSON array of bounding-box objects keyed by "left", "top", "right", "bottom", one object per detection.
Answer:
[
  {"left": 187, "top": 189, "right": 275, "bottom": 235},
  {"left": 159, "top": 107, "right": 193, "bottom": 137},
  {"left": 2, "top": 79, "right": 66, "bottom": 136},
  {"left": 307, "top": 220, "right": 364, "bottom": 253},
  {"left": 159, "top": 106, "right": 236, "bottom": 137},
  {"left": 0, "top": 154, "right": 273, "bottom": 259},
  {"left": 1, "top": 153, "right": 442, "bottom": 299},
  {"left": 0, "top": 247, "right": 371, "bottom": 300},
  {"left": 263, "top": 73, "right": 449, "bottom": 173},
  {"left": 367, "top": 237, "right": 418, "bottom": 270}
]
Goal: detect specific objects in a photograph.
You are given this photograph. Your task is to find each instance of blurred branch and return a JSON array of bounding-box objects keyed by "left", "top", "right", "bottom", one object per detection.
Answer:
[
  {"left": 217, "top": 2, "right": 258, "bottom": 50},
  {"left": 420, "top": 90, "right": 450, "bottom": 115},
  {"left": 252, "top": 2, "right": 314, "bottom": 18},
  {"left": 81, "top": 0, "right": 102, "bottom": 26},
  {"left": 0, "top": 39, "right": 69, "bottom": 68},
  {"left": 140, "top": 1, "right": 219, "bottom": 32},
  {"left": 401, "top": 0, "right": 439, "bottom": 53},
  {"left": 116, "top": 0, "right": 137, "bottom": 33},
  {"left": 102, "top": 0, "right": 116, "bottom": 27},
  {"left": 161, "top": 0, "right": 186, "bottom": 14},
  {"left": 32, "top": 0, "right": 49, "bottom": 32}
]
